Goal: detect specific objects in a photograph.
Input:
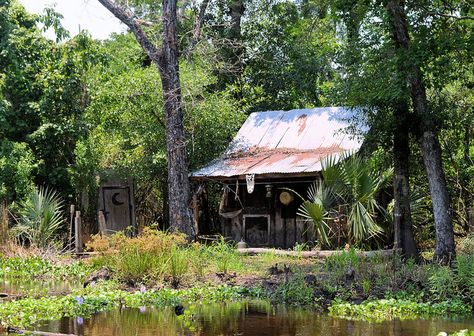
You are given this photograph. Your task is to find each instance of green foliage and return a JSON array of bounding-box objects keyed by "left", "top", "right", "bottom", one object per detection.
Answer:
[
  {"left": 428, "top": 265, "right": 458, "bottom": 301},
  {"left": 296, "top": 154, "right": 391, "bottom": 247},
  {"left": 0, "top": 255, "right": 90, "bottom": 279},
  {"left": 87, "top": 231, "right": 244, "bottom": 285},
  {"left": 323, "top": 154, "right": 392, "bottom": 244},
  {"left": 438, "top": 331, "right": 474, "bottom": 336},
  {"left": 455, "top": 253, "right": 474, "bottom": 303},
  {"left": 87, "top": 229, "right": 187, "bottom": 284},
  {"left": 12, "top": 186, "right": 64, "bottom": 249},
  {"left": 208, "top": 236, "right": 242, "bottom": 275},
  {"left": 167, "top": 244, "right": 189, "bottom": 287},
  {"left": 329, "top": 298, "right": 471, "bottom": 323},
  {"left": 0, "top": 1, "right": 103, "bottom": 202},
  {"left": 0, "top": 283, "right": 251, "bottom": 329},
  {"left": 271, "top": 272, "right": 315, "bottom": 306},
  {"left": 240, "top": 0, "right": 337, "bottom": 110},
  {"left": 0, "top": 140, "right": 35, "bottom": 201},
  {"left": 296, "top": 181, "right": 333, "bottom": 245},
  {"left": 325, "top": 248, "right": 360, "bottom": 282}
]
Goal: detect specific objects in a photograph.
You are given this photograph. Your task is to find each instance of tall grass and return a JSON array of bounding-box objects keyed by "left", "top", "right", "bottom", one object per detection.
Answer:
[{"left": 87, "top": 230, "right": 244, "bottom": 285}]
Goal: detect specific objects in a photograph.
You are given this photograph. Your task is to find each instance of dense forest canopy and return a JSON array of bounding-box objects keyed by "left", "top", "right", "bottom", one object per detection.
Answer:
[{"left": 0, "top": 0, "right": 473, "bottom": 258}]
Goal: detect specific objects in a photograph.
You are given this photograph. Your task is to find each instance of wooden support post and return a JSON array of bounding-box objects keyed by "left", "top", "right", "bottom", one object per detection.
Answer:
[
  {"left": 68, "top": 204, "right": 75, "bottom": 248},
  {"left": 75, "top": 211, "right": 82, "bottom": 253},
  {"left": 0, "top": 200, "right": 8, "bottom": 245},
  {"left": 192, "top": 193, "right": 199, "bottom": 236},
  {"left": 98, "top": 210, "right": 106, "bottom": 235}
]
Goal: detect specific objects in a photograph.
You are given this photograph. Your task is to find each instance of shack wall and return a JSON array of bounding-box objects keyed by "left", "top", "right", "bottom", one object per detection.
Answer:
[{"left": 219, "top": 179, "right": 318, "bottom": 248}]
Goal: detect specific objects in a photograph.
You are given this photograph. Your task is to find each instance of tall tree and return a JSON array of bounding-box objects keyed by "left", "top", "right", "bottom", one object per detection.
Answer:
[
  {"left": 392, "top": 101, "right": 419, "bottom": 259},
  {"left": 97, "top": 0, "right": 195, "bottom": 238},
  {"left": 386, "top": 0, "right": 455, "bottom": 263},
  {"left": 331, "top": 0, "right": 420, "bottom": 258}
]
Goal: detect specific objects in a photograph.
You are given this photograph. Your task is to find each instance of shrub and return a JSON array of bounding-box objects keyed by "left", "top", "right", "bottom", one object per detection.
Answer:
[
  {"left": 458, "top": 234, "right": 474, "bottom": 255},
  {"left": 428, "top": 265, "right": 458, "bottom": 301},
  {"left": 325, "top": 248, "right": 360, "bottom": 284},
  {"left": 455, "top": 253, "right": 474, "bottom": 303},
  {"left": 272, "top": 271, "right": 315, "bottom": 306},
  {"left": 12, "top": 187, "right": 64, "bottom": 249}
]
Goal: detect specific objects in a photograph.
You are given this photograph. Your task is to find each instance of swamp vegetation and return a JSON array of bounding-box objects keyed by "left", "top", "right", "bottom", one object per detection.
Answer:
[
  {"left": 0, "top": 0, "right": 474, "bottom": 334},
  {"left": 1, "top": 231, "right": 474, "bottom": 334}
]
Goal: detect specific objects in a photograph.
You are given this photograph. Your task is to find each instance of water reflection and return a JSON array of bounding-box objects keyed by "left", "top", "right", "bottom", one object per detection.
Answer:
[
  {"left": 0, "top": 277, "right": 81, "bottom": 296},
  {"left": 34, "top": 301, "right": 474, "bottom": 336}
]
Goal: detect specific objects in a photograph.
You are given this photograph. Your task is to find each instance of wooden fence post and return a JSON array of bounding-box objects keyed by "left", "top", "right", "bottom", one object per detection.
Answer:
[
  {"left": 75, "top": 211, "right": 82, "bottom": 253},
  {"left": 0, "top": 200, "right": 8, "bottom": 245},
  {"left": 69, "top": 205, "right": 75, "bottom": 249}
]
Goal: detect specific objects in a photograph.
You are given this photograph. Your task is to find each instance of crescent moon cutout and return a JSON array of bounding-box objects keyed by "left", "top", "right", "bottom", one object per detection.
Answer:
[{"left": 112, "top": 192, "right": 125, "bottom": 206}]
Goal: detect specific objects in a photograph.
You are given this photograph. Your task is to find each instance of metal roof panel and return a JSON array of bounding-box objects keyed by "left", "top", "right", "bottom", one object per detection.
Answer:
[{"left": 191, "top": 107, "right": 364, "bottom": 179}]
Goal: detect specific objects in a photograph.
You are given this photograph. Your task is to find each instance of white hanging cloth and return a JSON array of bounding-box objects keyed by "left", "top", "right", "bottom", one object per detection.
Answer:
[{"left": 246, "top": 174, "right": 255, "bottom": 194}]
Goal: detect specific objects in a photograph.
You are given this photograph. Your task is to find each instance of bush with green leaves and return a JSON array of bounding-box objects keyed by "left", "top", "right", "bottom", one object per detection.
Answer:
[
  {"left": 12, "top": 186, "right": 65, "bottom": 249},
  {"left": 271, "top": 271, "right": 316, "bottom": 306},
  {"left": 0, "top": 140, "right": 36, "bottom": 202}
]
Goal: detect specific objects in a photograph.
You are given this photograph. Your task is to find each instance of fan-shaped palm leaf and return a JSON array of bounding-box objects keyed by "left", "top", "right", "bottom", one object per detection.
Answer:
[{"left": 14, "top": 186, "right": 64, "bottom": 248}]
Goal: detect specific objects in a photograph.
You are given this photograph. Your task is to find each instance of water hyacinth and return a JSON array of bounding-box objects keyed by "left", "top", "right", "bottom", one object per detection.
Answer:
[
  {"left": 74, "top": 296, "right": 84, "bottom": 305},
  {"left": 0, "top": 284, "right": 249, "bottom": 329}
]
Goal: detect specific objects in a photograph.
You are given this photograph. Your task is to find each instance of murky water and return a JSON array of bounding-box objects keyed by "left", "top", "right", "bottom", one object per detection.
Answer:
[
  {"left": 33, "top": 301, "right": 474, "bottom": 336},
  {"left": 0, "top": 277, "right": 82, "bottom": 296}
]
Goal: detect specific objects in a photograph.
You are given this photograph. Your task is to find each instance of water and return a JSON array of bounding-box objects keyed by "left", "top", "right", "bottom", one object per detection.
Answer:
[
  {"left": 32, "top": 301, "right": 474, "bottom": 336},
  {"left": 0, "top": 277, "right": 82, "bottom": 296}
]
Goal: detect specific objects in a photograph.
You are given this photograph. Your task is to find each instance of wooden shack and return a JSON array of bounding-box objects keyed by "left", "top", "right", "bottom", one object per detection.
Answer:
[{"left": 190, "top": 107, "right": 362, "bottom": 248}]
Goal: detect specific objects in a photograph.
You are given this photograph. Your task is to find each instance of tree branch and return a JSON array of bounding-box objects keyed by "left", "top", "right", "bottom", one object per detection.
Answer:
[
  {"left": 426, "top": 11, "right": 474, "bottom": 20},
  {"left": 97, "top": 0, "right": 162, "bottom": 61},
  {"left": 184, "top": 0, "right": 211, "bottom": 58}
]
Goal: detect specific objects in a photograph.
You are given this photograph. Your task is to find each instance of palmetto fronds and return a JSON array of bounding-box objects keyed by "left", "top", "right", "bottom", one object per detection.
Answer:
[
  {"left": 296, "top": 181, "right": 334, "bottom": 245},
  {"left": 296, "top": 153, "right": 392, "bottom": 246},
  {"left": 13, "top": 186, "right": 64, "bottom": 248}
]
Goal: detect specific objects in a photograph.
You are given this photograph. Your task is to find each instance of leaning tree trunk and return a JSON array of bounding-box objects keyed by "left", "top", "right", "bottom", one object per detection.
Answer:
[
  {"left": 387, "top": 0, "right": 455, "bottom": 264},
  {"left": 98, "top": 0, "right": 195, "bottom": 238},
  {"left": 393, "top": 102, "right": 419, "bottom": 260}
]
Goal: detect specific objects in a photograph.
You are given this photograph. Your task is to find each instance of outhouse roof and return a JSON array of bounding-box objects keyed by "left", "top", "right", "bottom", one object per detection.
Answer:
[{"left": 191, "top": 107, "right": 363, "bottom": 180}]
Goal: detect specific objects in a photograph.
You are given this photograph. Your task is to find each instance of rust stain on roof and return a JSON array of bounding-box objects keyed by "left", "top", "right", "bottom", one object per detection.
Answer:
[
  {"left": 191, "top": 107, "right": 363, "bottom": 179},
  {"left": 297, "top": 114, "right": 308, "bottom": 135}
]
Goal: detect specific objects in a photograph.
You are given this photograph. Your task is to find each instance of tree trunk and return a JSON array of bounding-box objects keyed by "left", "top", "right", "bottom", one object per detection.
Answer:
[
  {"left": 462, "top": 121, "right": 472, "bottom": 232},
  {"left": 228, "top": 0, "right": 245, "bottom": 77},
  {"left": 386, "top": 0, "right": 455, "bottom": 263},
  {"left": 97, "top": 0, "right": 195, "bottom": 238},
  {"left": 160, "top": 0, "right": 194, "bottom": 237},
  {"left": 392, "top": 103, "right": 419, "bottom": 260}
]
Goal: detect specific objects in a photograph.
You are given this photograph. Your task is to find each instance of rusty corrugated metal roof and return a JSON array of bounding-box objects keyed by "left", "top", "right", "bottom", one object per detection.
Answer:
[{"left": 191, "top": 107, "right": 363, "bottom": 179}]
